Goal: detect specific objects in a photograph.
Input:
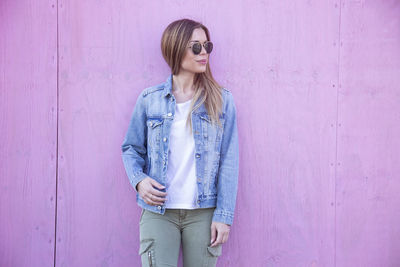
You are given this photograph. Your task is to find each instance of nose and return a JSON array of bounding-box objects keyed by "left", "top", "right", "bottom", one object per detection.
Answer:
[{"left": 200, "top": 44, "right": 207, "bottom": 55}]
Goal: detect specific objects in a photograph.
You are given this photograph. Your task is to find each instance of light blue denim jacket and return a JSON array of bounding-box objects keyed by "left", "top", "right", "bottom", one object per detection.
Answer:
[{"left": 121, "top": 74, "right": 239, "bottom": 225}]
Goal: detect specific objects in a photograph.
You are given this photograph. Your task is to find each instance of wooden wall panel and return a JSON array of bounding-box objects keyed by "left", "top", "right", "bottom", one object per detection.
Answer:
[
  {"left": 336, "top": 1, "right": 400, "bottom": 266},
  {"left": 0, "top": 0, "right": 57, "bottom": 266},
  {"left": 220, "top": 1, "right": 340, "bottom": 266}
]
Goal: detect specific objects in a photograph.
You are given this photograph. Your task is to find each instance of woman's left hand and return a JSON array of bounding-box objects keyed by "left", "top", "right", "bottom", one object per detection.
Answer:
[{"left": 210, "top": 221, "right": 231, "bottom": 247}]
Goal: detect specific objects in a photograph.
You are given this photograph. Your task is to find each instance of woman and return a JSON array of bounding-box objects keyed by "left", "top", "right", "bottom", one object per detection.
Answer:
[{"left": 121, "top": 18, "right": 239, "bottom": 267}]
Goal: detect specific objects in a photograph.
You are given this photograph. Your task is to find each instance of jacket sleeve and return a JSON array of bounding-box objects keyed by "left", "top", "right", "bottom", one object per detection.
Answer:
[
  {"left": 212, "top": 90, "right": 240, "bottom": 226},
  {"left": 121, "top": 90, "right": 148, "bottom": 192}
]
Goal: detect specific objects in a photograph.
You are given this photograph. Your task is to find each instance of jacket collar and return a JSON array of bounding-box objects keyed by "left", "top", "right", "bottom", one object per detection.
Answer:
[{"left": 162, "top": 73, "right": 173, "bottom": 97}]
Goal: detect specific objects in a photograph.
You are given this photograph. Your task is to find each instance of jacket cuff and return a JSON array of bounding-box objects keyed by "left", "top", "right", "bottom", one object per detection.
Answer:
[
  {"left": 129, "top": 171, "right": 148, "bottom": 192},
  {"left": 212, "top": 209, "right": 234, "bottom": 226}
]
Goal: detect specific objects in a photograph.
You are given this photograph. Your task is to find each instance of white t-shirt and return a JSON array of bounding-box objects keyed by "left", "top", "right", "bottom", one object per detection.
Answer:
[{"left": 164, "top": 98, "right": 198, "bottom": 209}]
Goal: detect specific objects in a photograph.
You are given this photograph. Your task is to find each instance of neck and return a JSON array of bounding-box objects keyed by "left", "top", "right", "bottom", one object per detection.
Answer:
[{"left": 172, "top": 71, "right": 195, "bottom": 94}]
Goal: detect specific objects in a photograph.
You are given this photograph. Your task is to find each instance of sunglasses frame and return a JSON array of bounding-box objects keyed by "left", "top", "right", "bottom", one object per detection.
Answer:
[{"left": 187, "top": 41, "right": 213, "bottom": 55}]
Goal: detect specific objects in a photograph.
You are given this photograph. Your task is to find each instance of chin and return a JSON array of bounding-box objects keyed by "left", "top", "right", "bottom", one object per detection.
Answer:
[
  {"left": 196, "top": 67, "right": 207, "bottom": 73},
  {"left": 186, "top": 66, "right": 207, "bottom": 74}
]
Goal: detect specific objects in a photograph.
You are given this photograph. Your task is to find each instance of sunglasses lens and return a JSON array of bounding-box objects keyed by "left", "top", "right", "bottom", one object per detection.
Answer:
[
  {"left": 205, "top": 42, "right": 213, "bottom": 54},
  {"left": 192, "top": 43, "right": 202, "bottom": 55}
]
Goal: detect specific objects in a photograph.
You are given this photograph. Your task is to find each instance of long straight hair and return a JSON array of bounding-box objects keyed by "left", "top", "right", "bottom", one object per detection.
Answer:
[{"left": 160, "top": 18, "right": 224, "bottom": 133}]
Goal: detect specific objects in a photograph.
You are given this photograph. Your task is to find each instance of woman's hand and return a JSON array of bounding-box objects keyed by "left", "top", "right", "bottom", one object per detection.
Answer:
[
  {"left": 210, "top": 221, "right": 231, "bottom": 247},
  {"left": 136, "top": 177, "right": 167, "bottom": 206}
]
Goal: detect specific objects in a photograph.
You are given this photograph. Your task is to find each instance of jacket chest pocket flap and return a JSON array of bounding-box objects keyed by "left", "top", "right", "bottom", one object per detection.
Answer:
[
  {"left": 199, "top": 113, "right": 225, "bottom": 151},
  {"left": 147, "top": 118, "right": 164, "bottom": 149}
]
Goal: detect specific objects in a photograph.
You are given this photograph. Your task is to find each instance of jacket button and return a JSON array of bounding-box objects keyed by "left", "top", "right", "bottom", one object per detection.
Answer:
[
  {"left": 157, "top": 205, "right": 161, "bottom": 210},
  {"left": 197, "top": 200, "right": 200, "bottom": 204},
  {"left": 167, "top": 112, "right": 172, "bottom": 117},
  {"left": 163, "top": 137, "right": 167, "bottom": 142},
  {"left": 195, "top": 154, "right": 200, "bottom": 158},
  {"left": 197, "top": 178, "right": 201, "bottom": 182}
]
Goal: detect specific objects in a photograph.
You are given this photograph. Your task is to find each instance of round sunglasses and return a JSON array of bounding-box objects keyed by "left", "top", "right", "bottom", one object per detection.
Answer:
[{"left": 188, "top": 41, "right": 213, "bottom": 55}]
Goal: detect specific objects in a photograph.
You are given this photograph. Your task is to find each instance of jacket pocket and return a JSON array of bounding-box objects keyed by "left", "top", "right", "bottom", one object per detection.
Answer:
[
  {"left": 199, "top": 113, "right": 225, "bottom": 152},
  {"left": 147, "top": 118, "right": 164, "bottom": 178},
  {"left": 199, "top": 113, "right": 212, "bottom": 123},
  {"left": 147, "top": 118, "right": 164, "bottom": 129},
  {"left": 147, "top": 117, "right": 164, "bottom": 151}
]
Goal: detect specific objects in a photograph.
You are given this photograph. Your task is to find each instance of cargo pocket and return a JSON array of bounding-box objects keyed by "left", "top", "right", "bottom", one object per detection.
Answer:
[
  {"left": 204, "top": 244, "right": 222, "bottom": 267},
  {"left": 139, "top": 239, "right": 155, "bottom": 267},
  {"left": 207, "top": 244, "right": 222, "bottom": 257}
]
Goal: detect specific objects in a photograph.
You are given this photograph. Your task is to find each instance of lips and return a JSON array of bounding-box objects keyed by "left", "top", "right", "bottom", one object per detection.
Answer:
[{"left": 196, "top": 59, "right": 207, "bottom": 64}]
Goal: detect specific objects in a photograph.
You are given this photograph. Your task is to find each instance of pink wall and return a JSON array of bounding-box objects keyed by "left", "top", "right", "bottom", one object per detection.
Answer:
[{"left": 1, "top": 0, "right": 399, "bottom": 266}]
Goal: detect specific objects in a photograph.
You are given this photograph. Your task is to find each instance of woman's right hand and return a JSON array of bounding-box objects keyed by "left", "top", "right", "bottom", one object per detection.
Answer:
[{"left": 136, "top": 177, "right": 168, "bottom": 206}]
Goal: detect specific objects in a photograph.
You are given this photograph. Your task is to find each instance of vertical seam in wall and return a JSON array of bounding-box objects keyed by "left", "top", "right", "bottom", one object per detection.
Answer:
[
  {"left": 335, "top": 0, "right": 343, "bottom": 267},
  {"left": 54, "top": 0, "right": 59, "bottom": 266}
]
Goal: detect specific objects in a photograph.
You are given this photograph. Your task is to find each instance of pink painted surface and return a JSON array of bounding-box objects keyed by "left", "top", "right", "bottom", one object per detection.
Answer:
[
  {"left": 0, "top": 0, "right": 58, "bottom": 266},
  {"left": 1, "top": 0, "right": 399, "bottom": 266},
  {"left": 336, "top": 1, "right": 400, "bottom": 265}
]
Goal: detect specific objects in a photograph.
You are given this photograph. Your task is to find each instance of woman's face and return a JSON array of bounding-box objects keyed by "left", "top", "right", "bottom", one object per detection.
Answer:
[{"left": 180, "top": 28, "right": 209, "bottom": 74}]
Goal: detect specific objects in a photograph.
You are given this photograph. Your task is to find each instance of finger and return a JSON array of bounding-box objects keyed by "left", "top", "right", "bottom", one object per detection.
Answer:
[
  {"left": 213, "top": 231, "right": 223, "bottom": 246},
  {"left": 147, "top": 193, "right": 166, "bottom": 202},
  {"left": 150, "top": 187, "right": 168, "bottom": 197},
  {"left": 143, "top": 196, "right": 153, "bottom": 205},
  {"left": 211, "top": 228, "right": 221, "bottom": 247},
  {"left": 210, "top": 224, "right": 217, "bottom": 245},
  {"left": 147, "top": 199, "right": 163, "bottom": 206},
  {"left": 144, "top": 194, "right": 164, "bottom": 206},
  {"left": 151, "top": 179, "right": 166, "bottom": 190}
]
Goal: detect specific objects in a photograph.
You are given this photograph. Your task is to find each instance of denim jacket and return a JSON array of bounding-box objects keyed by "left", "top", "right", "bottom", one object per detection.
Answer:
[{"left": 121, "top": 74, "right": 239, "bottom": 225}]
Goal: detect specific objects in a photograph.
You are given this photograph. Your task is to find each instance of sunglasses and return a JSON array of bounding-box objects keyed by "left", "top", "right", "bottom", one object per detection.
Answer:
[{"left": 188, "top": 41, "right": 213, "bottom": 55}]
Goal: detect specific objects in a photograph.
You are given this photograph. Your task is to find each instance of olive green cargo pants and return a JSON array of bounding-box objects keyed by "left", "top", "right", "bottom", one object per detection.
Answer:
[{"left": 138, "top": 207, "right": 222, "bottom": 267}]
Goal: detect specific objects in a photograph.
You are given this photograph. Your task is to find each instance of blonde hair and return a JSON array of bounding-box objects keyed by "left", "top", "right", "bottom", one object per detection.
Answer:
[{"left": 161, "top": 18, "right": 223, "bottom": 133}]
